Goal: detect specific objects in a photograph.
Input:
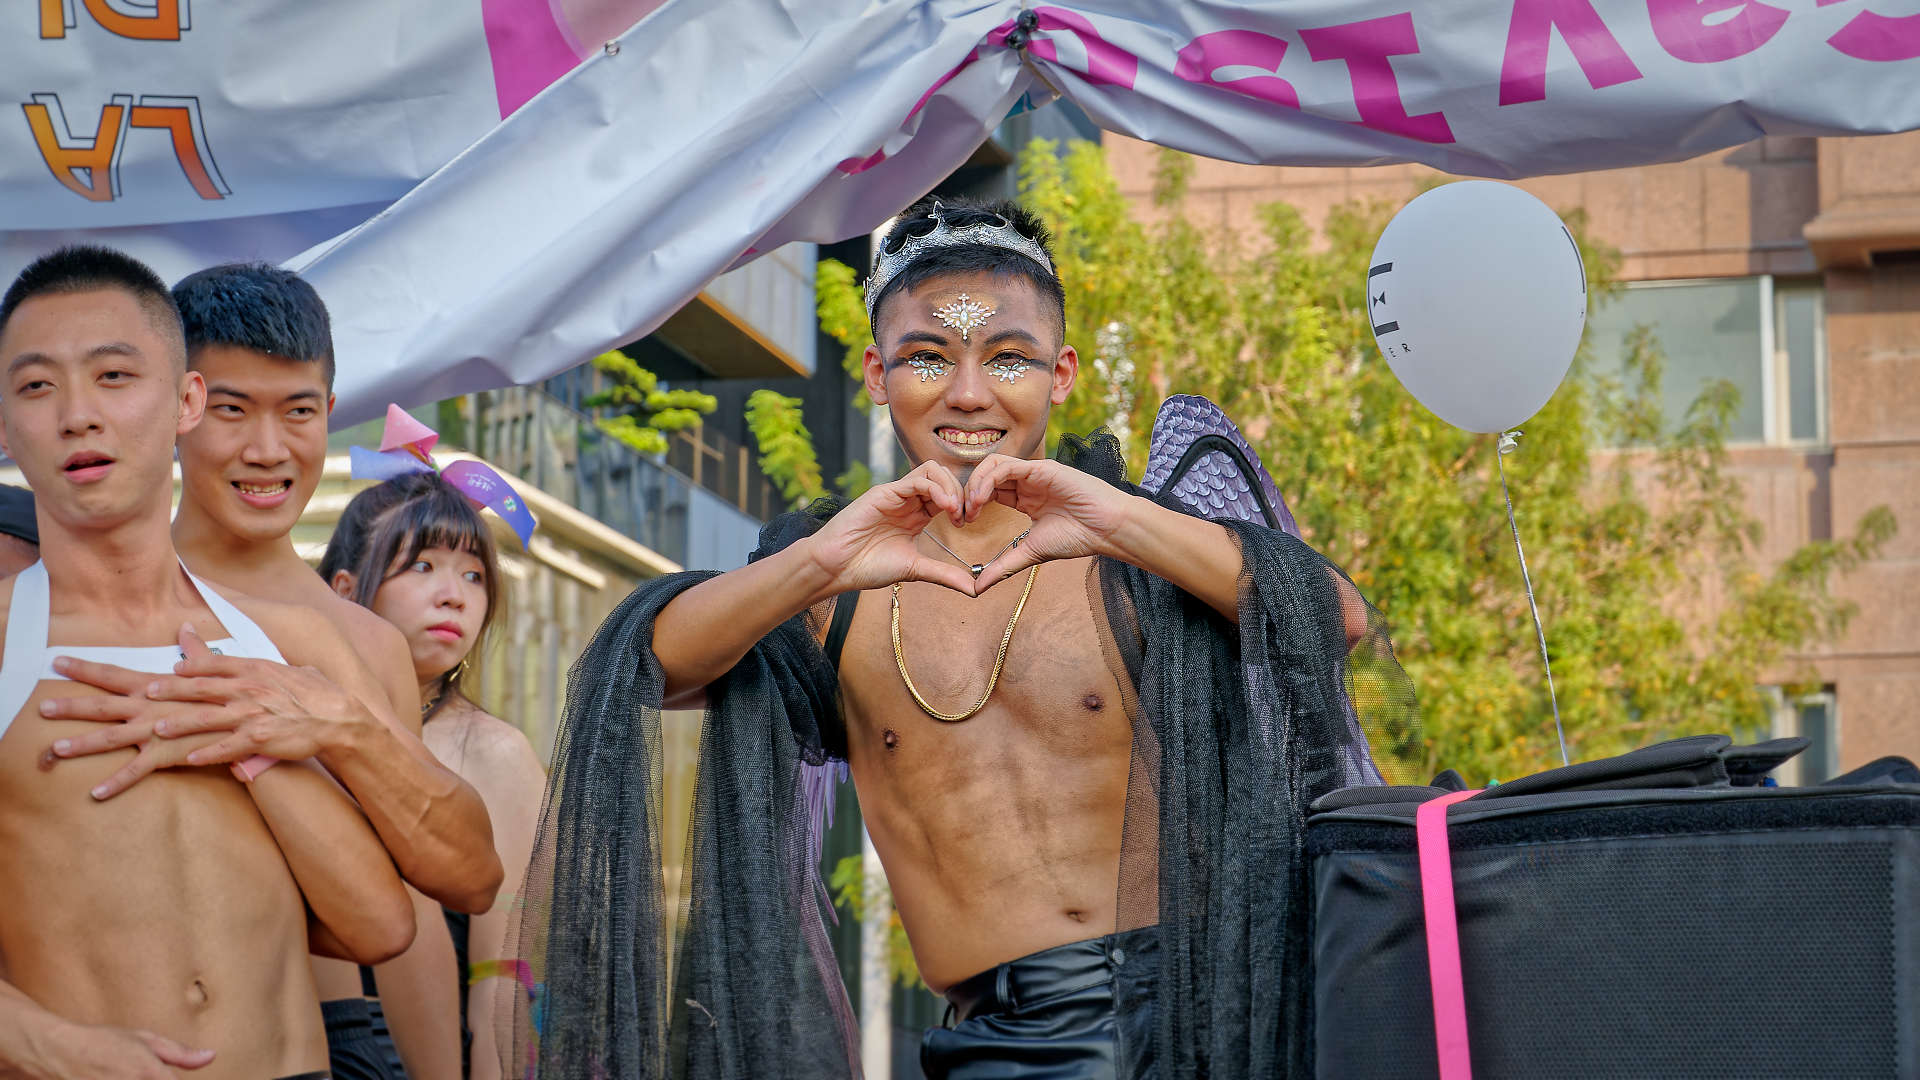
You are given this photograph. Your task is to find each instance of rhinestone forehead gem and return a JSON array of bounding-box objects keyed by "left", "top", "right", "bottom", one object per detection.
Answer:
[{"left": 932, "top": 293, "right": 995, "bottom": 342}]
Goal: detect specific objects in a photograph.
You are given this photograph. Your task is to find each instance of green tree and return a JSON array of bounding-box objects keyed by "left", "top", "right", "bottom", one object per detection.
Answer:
[
  {"left": 815, "top": 139, "right": 1895, "bottom": 786},
  {"left": 817, "top": 259, "right": 876, "bottom": 412},
  {"left": 745, "top": 388, "right": 876, "bottom": 507},
  {"left": 581, "top": 348, "right": 716, "bottom": 456},
  {"left": 828, "top": 854, "right": 921, "bottom": 989}
]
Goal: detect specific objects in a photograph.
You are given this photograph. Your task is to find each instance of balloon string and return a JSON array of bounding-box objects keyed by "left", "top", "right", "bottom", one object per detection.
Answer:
[{"left": 1497, "top": 431, "right": 1569, "bottom": 768}]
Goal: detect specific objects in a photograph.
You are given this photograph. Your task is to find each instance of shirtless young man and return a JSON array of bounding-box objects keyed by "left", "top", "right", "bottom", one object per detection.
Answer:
[
  {"left": 526, "top": 199, "right": 1393, "bottom": 1079},
  {"left": 0, "top": 246, "right": 416, "bottom": 1079},
  {"left": 46, "top": 263, "right": 498, "bottom": 1079}
]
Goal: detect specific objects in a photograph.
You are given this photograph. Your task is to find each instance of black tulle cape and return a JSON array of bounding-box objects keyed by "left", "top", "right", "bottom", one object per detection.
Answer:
[{"left": 507, "top": 432, "right": 1416, "bottom": 1079}]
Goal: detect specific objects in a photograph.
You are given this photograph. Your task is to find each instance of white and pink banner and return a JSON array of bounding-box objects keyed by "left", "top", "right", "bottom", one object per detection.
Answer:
[{"left": 3, "top": 0, "right": 1918, "bottom": 423}]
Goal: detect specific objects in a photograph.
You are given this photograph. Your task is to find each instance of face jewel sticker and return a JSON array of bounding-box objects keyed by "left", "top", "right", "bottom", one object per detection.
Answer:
[
  {"left": 907, "top": 356, "right": 950, "bottom": 382},
  {"left": 988, "top": 361, "right": 1028, "bottom": 384},
  {"left": 932, "top": 293, "right": 995, "bottom": 342}
]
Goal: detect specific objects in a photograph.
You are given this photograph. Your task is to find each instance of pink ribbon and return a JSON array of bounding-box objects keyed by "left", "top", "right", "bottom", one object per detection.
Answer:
[{"left": 1416, "top": 788, "right": 1484, "bottom": 1080}]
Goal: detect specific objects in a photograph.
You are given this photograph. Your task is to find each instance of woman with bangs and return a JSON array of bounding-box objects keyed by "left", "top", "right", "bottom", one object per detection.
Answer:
[{"left": 320, "top": 471, "right": 546, "bottom": 1080}]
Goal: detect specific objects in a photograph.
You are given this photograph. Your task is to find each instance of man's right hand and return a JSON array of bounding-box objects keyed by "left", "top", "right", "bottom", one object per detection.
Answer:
[
  {"left": 652, "top": 461, "right": 979, "bottom": 701},
  {"left": 804, "top": 460, "right": 979, "bottom": 596},
  {"left": 11, "top": 1022, "right": 212, "bottom": 1079}
]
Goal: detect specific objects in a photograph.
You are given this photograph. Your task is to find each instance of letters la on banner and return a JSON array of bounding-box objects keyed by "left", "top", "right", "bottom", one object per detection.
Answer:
[{"left": 3, "top": 0, "right": 1917, "bottom": 424}]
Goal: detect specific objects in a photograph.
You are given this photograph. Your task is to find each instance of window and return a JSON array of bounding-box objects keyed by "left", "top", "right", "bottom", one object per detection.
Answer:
[
  {"left": 1585, "top": 277, "right": 1826, "bottom": 446},
  {"left": 1767, "top": 687, "right": 1838, "bottom": 786}
]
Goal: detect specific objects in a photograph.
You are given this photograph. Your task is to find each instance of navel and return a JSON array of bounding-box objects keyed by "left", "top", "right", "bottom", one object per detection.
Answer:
[
  {"left": 1081, "top": 692, "right": 1105, "bottom": 712},
  {"left": 882, "top": 728, "right": 900, "bottom": 753},
  {"left": 186, "top": 978, "right": 209, "bottom": 1009}
]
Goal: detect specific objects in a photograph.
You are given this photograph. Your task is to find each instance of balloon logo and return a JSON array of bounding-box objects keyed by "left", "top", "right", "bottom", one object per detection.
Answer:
[{"left": 1367, "top": 181, "right": 1588, "bottom": 434}]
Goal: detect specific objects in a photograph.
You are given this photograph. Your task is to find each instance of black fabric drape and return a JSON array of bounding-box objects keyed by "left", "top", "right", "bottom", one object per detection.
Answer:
[{"left": 508, "top": 431, "right": 1416, "bottom": 1079}]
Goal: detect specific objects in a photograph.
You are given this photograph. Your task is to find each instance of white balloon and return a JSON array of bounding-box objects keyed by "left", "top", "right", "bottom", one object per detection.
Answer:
[{"left": 1366, "top": 181, "right": 1587, "bottom": 434}]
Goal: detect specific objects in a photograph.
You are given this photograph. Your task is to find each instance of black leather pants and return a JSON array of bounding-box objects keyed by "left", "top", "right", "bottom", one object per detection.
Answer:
[
  {"left": 321, "top": 998, "right": 401, "bottom": 1080},
  {"left": 921, "top": 926, "right": 1159, "bottom": 1080}
]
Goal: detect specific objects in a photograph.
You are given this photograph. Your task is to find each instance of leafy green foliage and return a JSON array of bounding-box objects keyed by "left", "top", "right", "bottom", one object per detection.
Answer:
[
  {"left": 745, "top": 389, "right": 828, "bottom": 505},
  {"left": 746, "top": 390, "right": 882, "bottom": 507},
  {"left": 813, "top": 138, "right": 1894, "bottom": 786},
  {"left": 829, "top": 853, "right": 921, "bottom": 988},
  {"left": 581, "top": 348, "right": 716, "bottom": 456},
  {"left": 834, "top": 460, "right": 876, "bottom": 500},
  {"left": 817, "top": 259, "right": 875, "bottom": 413}
]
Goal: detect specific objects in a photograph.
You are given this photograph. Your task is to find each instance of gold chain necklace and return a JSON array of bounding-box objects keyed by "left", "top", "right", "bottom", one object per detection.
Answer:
[{"left": 891, "top": 564, "right": 1040, "bottom": 722}]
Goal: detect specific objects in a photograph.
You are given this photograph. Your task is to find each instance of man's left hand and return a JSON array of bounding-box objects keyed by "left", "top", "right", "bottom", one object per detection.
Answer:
[
  {"left": 42, "top": 624, "right": 373, "bottom": 796},
  {"left": 962, "top": 455, "right": 1135, "bottom": 589}
]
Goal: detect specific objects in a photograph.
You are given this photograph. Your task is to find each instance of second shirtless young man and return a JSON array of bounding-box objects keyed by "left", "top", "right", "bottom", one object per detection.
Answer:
[
  {"left": 0, "top": 246, "right": 416, "bottom": 1079},
  {"left": 520, "top": 199, "right": 1405, "bottom": 1079}
]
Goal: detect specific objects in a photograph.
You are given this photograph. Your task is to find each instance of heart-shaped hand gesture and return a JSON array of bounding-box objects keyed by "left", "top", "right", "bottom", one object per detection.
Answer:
[
  {"left": 961, "top": 454, "right": 1131, "bottom": 589},
  {"left": 807, "top": 460, "right": 980, "bottom": 596}
]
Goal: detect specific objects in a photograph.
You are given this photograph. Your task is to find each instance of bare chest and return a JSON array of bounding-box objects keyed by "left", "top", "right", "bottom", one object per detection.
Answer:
[
  {"left": 0, "top": 684, "right": 294, "bottom": 901},
  {"left": 0, "top": 685, "right": 309, "bottom": 1010},
  {"left": 837, "top": 560, "right": 1131, "bottom": 772}
]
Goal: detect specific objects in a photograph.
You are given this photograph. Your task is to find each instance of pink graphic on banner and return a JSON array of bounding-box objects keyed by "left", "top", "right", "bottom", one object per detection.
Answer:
[
  {"left": 1300, "top": 13, "right": 1454, "bottom": 144},
  {"left": 482, "top": 0, "right": 583, "bottom": 118},
  {"left": 1827, "top": 7, "right": 1920, "bottom": 62},
  {"left": 1174, "top": 31, "right": 1301, "bottom": 109},
  {"left": 1499, "top": 0, "right": 1645, "bottom": 106},
  {"left": 1648, "top": 0, "right": 1790, "bottom": 64}
]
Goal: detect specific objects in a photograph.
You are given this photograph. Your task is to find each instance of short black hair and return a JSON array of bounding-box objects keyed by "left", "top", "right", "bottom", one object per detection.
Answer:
[
  {"left": 173, "top": 262, "right": 335, "bottom": 390},
  {"left": 868, "top": 196, "right": 1066, "bottom": 341},
  {"left": 0, "top": 245, "right": 186, "bottom": 367}
]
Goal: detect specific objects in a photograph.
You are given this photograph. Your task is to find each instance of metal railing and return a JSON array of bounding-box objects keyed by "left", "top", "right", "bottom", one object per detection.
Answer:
[
  {"left": 536, "top": 366, "right": 785, "bottom": 522},
  {"left": 462, "top": 385, "right": 774, "bottom": 568}
]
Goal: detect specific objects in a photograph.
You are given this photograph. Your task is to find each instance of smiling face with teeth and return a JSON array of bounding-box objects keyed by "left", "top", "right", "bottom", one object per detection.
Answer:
[
  {"left": 175, "top": 343, "right": 333, "bottom": 545},
  {"left": 864, "top": 269, "right": 1077, "bottom": 481}
]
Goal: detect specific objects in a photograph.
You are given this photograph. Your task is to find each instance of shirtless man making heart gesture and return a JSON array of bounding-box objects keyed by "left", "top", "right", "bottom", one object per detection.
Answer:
[{"left": 519, "top": 198, "right": 1407, "bottom": 1080}]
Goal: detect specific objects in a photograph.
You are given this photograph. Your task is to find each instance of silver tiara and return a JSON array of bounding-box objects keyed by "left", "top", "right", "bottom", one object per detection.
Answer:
[{"left": 864, "top": 204, "right": 1057, "bottom": 323}]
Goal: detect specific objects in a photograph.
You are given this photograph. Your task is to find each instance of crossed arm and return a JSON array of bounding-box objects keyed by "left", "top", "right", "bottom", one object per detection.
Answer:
[
  {"left": 44, "top": 616, "right": 503, "bottom": 913},
  {"left": 42, "top": 625, "right": 418, "bottom": 963}
]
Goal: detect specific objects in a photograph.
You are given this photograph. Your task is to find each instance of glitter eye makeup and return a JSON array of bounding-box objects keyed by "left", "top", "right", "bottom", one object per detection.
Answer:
[
  {"left": 906, "top": 355, "right": 952, "bottom": 382},
  {"left": 987, "top": 359, "right": 1030, "bottom": 383}
]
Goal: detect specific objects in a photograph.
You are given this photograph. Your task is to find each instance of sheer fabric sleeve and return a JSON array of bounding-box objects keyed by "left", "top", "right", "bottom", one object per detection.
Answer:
[
  {"left": 505, "top": 502, "right": 859, "bottom": 1079},
  {"left": 1098, "top": 510, "right": 1420, "bottom": 1080}
]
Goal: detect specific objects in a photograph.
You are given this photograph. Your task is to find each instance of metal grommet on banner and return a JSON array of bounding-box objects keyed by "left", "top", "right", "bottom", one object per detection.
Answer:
[
  {"left": 1003, "top": 8, "right": 1040, "bottom": 51},
  {"left": 603, "top": 40, "right": 621, "bottom": 57}
]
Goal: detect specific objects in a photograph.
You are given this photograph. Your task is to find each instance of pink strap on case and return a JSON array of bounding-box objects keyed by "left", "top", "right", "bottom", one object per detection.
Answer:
[{"left": 1416, "top": 788, "right": 1483, "bottom": 1080}]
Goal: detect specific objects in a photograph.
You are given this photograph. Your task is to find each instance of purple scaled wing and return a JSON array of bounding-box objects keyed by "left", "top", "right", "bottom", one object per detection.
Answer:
[{"left": 1141, "top": 395, "right": 1299, "bottom": 537}]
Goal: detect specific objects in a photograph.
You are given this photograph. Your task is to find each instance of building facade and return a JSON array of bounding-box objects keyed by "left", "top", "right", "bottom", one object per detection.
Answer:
[{"left": 1104, "top": 130, "right": 1920, "bottom": 776}]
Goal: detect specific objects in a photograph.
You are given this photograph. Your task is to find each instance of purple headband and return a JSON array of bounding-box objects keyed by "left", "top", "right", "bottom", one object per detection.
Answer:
[{"left": 348, "top": 404, "right": 537, "bottom": 550}]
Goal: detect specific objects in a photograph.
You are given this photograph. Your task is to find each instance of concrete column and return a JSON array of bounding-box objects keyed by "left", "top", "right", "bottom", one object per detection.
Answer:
[{"left": 859, "top": 826, "right": 893, "bottom": 1079}]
